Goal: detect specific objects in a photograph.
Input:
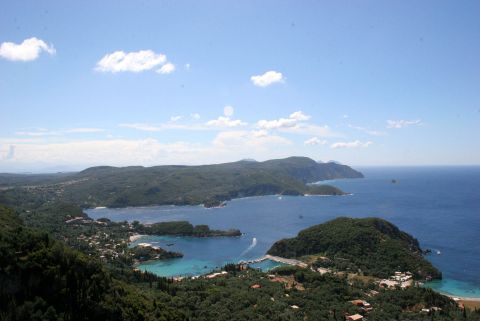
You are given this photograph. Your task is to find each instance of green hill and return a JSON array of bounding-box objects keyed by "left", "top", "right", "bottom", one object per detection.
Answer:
[
  {"left": 268, "top": 217, "right": 441, "bottom": 279},
  {"left": 0, "top": 157, "right": 362, "bottom": 208},
  {"left": 1, "top": 205, "right": 476, "bottom": 321},
  {"left": 0, "top": 205, "right": 182, "bottom": 321}
]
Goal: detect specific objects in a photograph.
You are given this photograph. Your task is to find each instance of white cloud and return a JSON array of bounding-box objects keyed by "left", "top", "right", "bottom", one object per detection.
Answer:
[
  {"left": 304, "top": 137, "right": 327, "bottom": 146},
  {"left": 206, "top": 116, "right": 247, "bottom": 128},
  {"left": 213, "top": 131, "right": 291, "bottom": 149},
  {"left": 65, "top": 128, "right": 105, "bottom": 133},
  {"left": 119, "top": 123, "right": 164, "bottom": 132},
  {"left": 386, "top": 119, "right": 422, "bottom": 129},
  {"left": 170, "top": 115, "right": 182, "bottom": 122},
  {"left": 16, "top": 127, "right": 104, "bottom": 136},
  {"left": 0, "top": 133, "right": 293, "bottom": 171},
  {"left": 1, "top": 145, "right": 15, "bottom": 160},
  {"left": 250, "top": 70, "right": 284, "bottom": 87},
  {"left": 348, "top": 124, "right": 385, "bottom": 136},
  {"left": 257, "top": 111, "right": 338, "bottom": 137},
  {"left": 185, "top": 63, "right": 191, "bottom": 71},
  {"left": 190, "top": 113, "right": 200, "bottom": 119},
  {"left": 157, "top": 62, "right": 175, "bottom": 74},
  {"left": 0, "top": 37, "right": 55, "bottom": 61},
  {"left": 252, "top": 130, "right": 269, "bottom": 138},
  {"left": 330, "top": 140, "right": 373, "bottom": 149},
  {"left": 257, "top": 111, "right": 309, "bottom": 130},
  {"left": 95, "top": 50, "right": 167, "bottom": 73},
  {"left": 223, "top": 105, "right": 234, "bottom": 117}
]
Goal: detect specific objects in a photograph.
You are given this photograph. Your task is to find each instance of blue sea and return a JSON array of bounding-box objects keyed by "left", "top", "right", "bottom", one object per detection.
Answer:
[{"left": 86, "top": 166, "right": 480, "bottom": 298}]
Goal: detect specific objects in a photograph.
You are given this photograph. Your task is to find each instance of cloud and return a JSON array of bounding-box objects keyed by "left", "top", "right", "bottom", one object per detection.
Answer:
[
  {"left": 348, "top": 124, "right": 385, "bottom": 136},
  {"left": 223, "top": 105, "right": 234, "bottom": 117},
  {"left": 250, "top": 70, "right": 284, "bottom": 87},
  {"left": 304, "top": 137, "right": 327, "bottom": 146},
  {"left": 95, "top": 50, "right": 168, "bottom": 73},
  {"left": 185, "top": 63, "right": 191, "bottom": 71},
  {"left": 206, "top": 116, "right": 247, "bottom": 128},
  {"left": 16, "top": 128, "right": 105, "bottom": 136},
  {"left": 170, "top": 115, "right": 182, "bottom": 122},
  {"left": 2, "top": 145, "right": 15, "bottom": 160},
  {"left": 0, "top": 133, "right": 293, "bottom": 171},
  {"left": 65, "top": 128, "right": 105, "bottom": 133},
  {"left": 257, "top": 111, "right": 338, "bottom": 137},
  {"left": 330, "top": 140, "right": 373, "bottom": 149},
  {"left": 190, "top": 113, "right": 200, "bottom": 119},
  {"left": 252, "top": 130, "right": 269, "bottom": 138},
  {"left": 119, "top": 123, "right": 165, "bottom": 132},
  {"left": 257, "top": 111, "right": 310, "bottom": 130},
  {"left": 157, "top": 62, "right": 175, "bottom": 74},
  {"left": 0, "top": 37, "right": 56, "bottom": 61},
  {"left": 212, "top": 130, "right": 291, "bottom": 149},
  {"left": 386, "top": 119, "right": 422, "bottom": 129}
]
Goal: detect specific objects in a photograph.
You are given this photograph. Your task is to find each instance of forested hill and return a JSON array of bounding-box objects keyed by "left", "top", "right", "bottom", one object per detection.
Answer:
[
  {"left": 2, "top": 205, "right": 477, "bottom": 321},
  {"left": 268, "top": 217, "right": 441, "bottom": 279},
  {"left": 0, "top": 157, "right": 362, "bottom": 208}
]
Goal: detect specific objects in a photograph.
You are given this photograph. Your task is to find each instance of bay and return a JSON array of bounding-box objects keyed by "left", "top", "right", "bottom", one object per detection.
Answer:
[{"left": 86, "top": 166, "right": 480, "bottom": 297}]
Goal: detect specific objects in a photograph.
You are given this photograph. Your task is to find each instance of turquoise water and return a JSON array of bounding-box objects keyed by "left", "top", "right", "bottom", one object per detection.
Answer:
[
  {"left": 424, "top": 279, "right": 480, "bottom": 298},
  {"left": 87, "top": 167, "right": 480, "bottom": 297},
  {"left": 249, "top": 260, "right": 288, "bottom": 272}
]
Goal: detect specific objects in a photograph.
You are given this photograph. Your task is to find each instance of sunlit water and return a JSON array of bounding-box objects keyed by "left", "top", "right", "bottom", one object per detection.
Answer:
[{"left": 87, "top": 166, "right": 480, "bottom": 297}]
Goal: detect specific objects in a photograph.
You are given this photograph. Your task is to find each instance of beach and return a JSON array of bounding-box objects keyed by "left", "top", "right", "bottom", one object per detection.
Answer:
[
  {"left": 446, "top": 295, "right": 480, "bottom": 310},
  {"left": 129, "top": 234, "right": 145, "bottom": 242}
]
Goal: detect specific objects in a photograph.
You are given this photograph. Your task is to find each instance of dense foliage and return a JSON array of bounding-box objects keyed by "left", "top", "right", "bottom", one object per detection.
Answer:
[
  {"left": 131, "top": 245, "right": 183, "bottom": 262},
  {"left": 1, "top": 205, "right": 479, "bottom": 321},
  {"left": 268, "top": 217, "right": 441, "bottom": 279},
  {"left": 0, "top": 157, "right": 362, "bottom": 208},
  {"left": 0, "top": 205, "right": 182, "bottom": 321},
  {"left": 138, "top": 221, "right": 241, "bottom": 237}
]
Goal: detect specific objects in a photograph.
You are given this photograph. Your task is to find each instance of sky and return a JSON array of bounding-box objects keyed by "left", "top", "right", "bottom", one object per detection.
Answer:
[{"left": 1, "top": 0, "right": 479, "bottom": 172}]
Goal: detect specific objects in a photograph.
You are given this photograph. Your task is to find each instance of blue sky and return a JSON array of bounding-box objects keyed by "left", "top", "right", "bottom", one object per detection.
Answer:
[{"left": 1, "top": 0, "right": 479, "bottom": 172}]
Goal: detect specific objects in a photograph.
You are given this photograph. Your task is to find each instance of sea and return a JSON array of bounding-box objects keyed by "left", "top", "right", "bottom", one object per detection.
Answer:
[{"left": 86, "top": 166, "right": 480, "bottom": 298}]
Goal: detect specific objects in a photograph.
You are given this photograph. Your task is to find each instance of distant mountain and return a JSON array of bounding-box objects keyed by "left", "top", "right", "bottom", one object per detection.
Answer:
[
  {"left": 268, "top": 217, "right": 441, "bottom": 279},
  {"left": 0, "top": 157, "right": 363, "bottom": 209}
]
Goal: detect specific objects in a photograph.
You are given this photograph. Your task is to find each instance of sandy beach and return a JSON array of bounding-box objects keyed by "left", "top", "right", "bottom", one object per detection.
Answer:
[
  {"left": 444, "top": 294, "right": 480, "bottom": 310},
  {"left": 129, "top": 234, "right": 146, "bottom": 243}
]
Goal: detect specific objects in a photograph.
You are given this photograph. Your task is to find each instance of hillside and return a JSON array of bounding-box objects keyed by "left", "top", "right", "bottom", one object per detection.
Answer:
[
  {"left": 0, "top": 205, "right": 182, "bottom": 321},
  {"left": 268, "top": 217, "right": 441, "bottom": 279},
  {"left": 1, "top": 205, "right": 476, "bottom": 321},
  {"left": 0, "top": 157, "right": 362, "bottom": 208}
]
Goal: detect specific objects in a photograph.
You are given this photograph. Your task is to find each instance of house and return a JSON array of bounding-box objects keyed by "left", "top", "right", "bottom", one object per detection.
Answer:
[
  {"left": 346, "top": 314, "right": 363, "bottom": 321},
  {"left": 351, "top": 300, "right": 373, "bottom": 312}
]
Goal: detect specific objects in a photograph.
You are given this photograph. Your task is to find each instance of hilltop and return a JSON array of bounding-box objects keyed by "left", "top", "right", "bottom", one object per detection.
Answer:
[
  {"left": 268, "top": 217, "right": 441, "bottom": 279},
  {"left": 0, "top": 156, "right": 362, "bottom": 208}
]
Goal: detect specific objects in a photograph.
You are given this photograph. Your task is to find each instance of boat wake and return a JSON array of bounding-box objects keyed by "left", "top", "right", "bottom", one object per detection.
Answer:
[{"left": 241, "top": 237, "right": 257, "bottom": 256}]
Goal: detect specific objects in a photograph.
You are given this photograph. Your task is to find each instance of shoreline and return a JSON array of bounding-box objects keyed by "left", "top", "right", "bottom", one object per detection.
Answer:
[
  {"left": 84, "top": 189, "right": 352, "bottom": 211},
  {"left": 129, "top": 234, "right": 146, "bottom": 243}
]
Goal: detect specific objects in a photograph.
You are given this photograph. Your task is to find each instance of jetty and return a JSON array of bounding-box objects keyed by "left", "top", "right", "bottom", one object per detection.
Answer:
[{"left": 240, "top": 254, "right": 308, "bottom": 268}]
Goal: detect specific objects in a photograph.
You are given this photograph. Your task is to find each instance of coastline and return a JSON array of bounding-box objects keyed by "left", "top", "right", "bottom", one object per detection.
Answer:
[
  {"left": 85, "top": 188, "right": 352, "bottom": 211},
  {"left": 129, "top": 234, "right": 146, "bottom": 243}
]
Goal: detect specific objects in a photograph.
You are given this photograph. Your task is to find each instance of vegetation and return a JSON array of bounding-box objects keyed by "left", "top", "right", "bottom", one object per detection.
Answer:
[
  {"left": 1, "top": 205, "right": 479, "bottom": 320},
  {"left": 0, "top": 157, "right": 362, "bottom": 208},
  {"left": 131, "top": 245, "right": 183, "bottom": 262},
  {"left": 0, "top": 205, "right": 182, "bottom": 321},
  {"left": 138, "top": 221, "right": 241, "bottom": 237},
  {"left": 268, "top": 217, "right": 441, "bottom": 279}
]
